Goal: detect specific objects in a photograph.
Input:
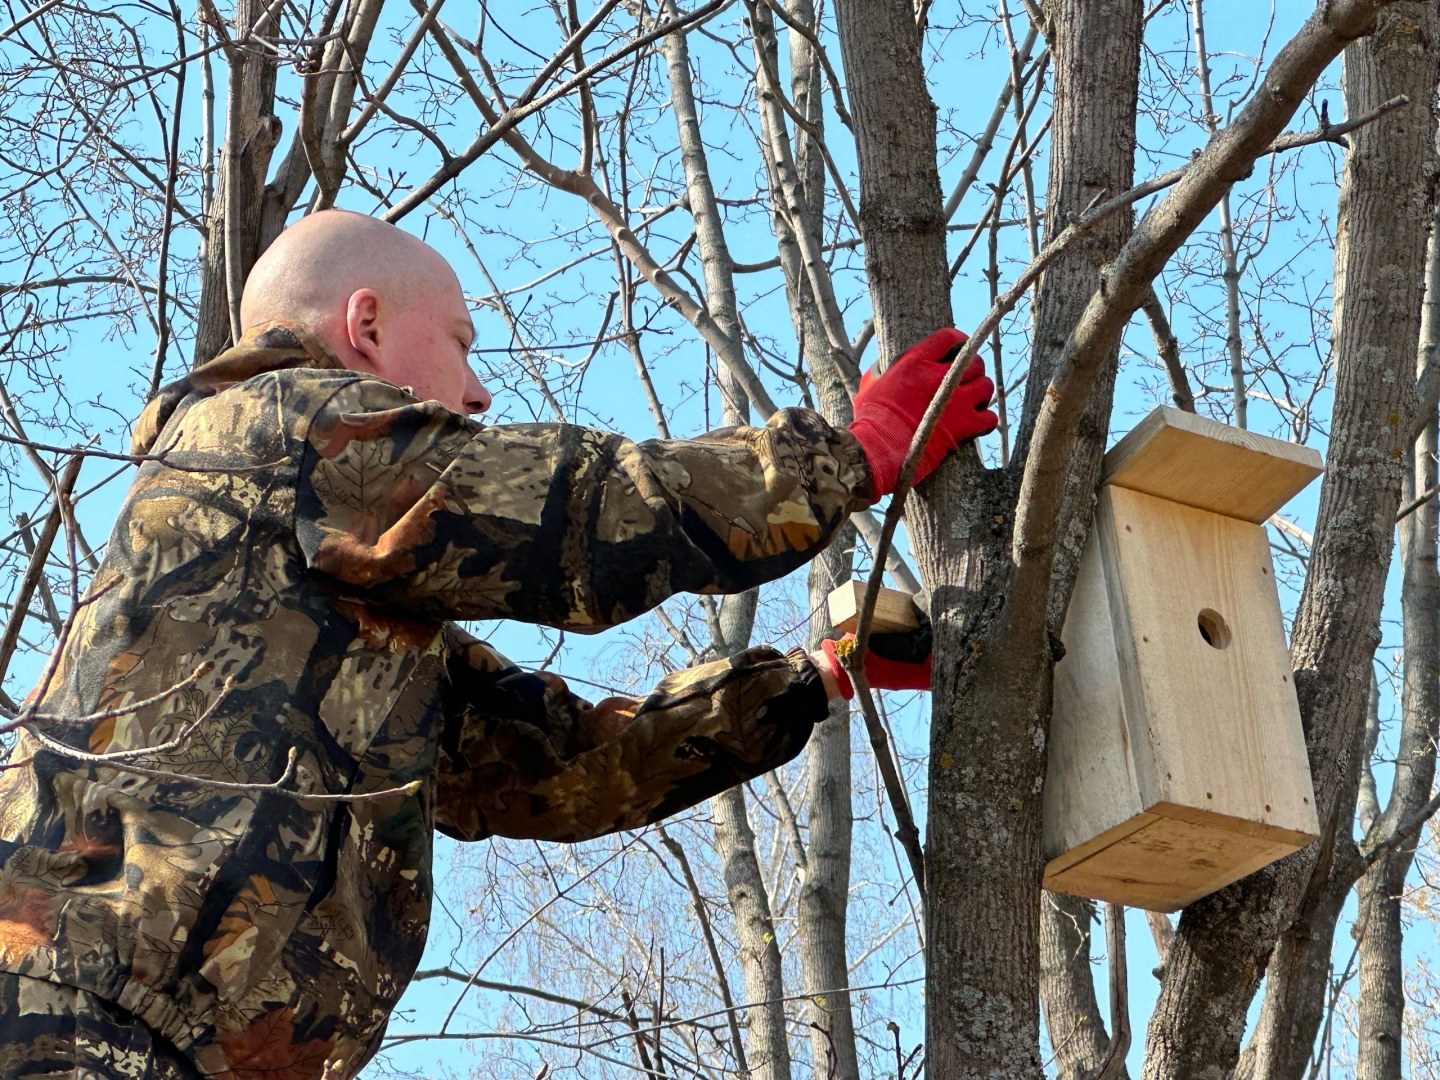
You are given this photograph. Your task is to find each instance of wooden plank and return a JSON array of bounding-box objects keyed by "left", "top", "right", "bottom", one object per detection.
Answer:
[
  {"left": 1044, "top": 527, "right": 1147, "bottom": 861},
  {"left": 1044, "top": 812, "right": 1309, "bottom": 912},
  {"left": 1101, "top": 406, "right": 1322, "bottom": 523},
  {"left": 826, "top": 580, "right": 920, "bottom": 635},
  {"left": 1101, "top": 486, "right": 1320, "bottom": 838}
]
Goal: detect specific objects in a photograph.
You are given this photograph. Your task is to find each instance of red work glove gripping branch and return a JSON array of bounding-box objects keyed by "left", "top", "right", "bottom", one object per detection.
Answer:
[
  {"left": 819, "top": 604, "right": 934, "bottom": 700},
  {"left": 847, "top": 327, "right": 1000, "bottom": 499}
]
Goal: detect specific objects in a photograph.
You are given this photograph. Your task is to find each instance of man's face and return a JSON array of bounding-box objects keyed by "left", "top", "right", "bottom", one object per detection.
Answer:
[{"left": 357, "top": 266, "right": 492, "bottom": 416}]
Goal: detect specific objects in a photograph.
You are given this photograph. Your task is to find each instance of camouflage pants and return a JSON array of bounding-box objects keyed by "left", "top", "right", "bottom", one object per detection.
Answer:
[{"left": 0, "top": 974, "right": 201, "bottom": 1080}]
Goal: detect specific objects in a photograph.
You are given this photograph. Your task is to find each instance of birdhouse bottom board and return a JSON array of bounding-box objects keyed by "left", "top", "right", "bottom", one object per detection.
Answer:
[
  {"left": 1042, "top": 485, "right": 1319, "bottom": 913},
  {"left": 1043, "top": 803, "right": 1313, "bottom": 912}
]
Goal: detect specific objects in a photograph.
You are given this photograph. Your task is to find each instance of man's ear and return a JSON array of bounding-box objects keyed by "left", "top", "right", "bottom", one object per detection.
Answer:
[{"left": 344, "top": 288, "right": 383, "bottom": 370}]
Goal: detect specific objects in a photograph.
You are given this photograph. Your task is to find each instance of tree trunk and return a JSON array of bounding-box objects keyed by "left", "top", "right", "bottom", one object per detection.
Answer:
[
  {"left": 260, "top": 0, "right": 386, "bottom": 248},
  {"left": 831, "top": 1, "right": 950, "bottom": 366},
  {"left": 1142, "top": 7, "right": 1439, "bottom": 1078},
  {"left": 195, "top": 0, "right": 395, "bottom": 367},
  {"left": 659, "top": 22, "right": 794, "bottom": 1078},
  {"left": 660, "top": 11, "right": 744, "bottom": 363},
  {"left": 1041, "top": 893, "right": 1130, "bottom": 1080},
  {"left": 1017, "top": 0, "right": 1142, "bottom": 631},
  {"left": 799, "top": 547, "right": 860, "bottom": 1080},
  {"left": 748, "top": 6, "right": 863, "bottom": 1073},
  {"left": 194, "top": 0, "right": 280, "bottom": 367},
  {"left": 832, "top": 0, "right": 1140, "bottom": 1075},
  {"left": 1032, "top": 4, "right": 1146, "bottom": 1073},
  {"left": 1354, "top": 868, "right": 1408, "bottom": 1078},
  {"left": 1233, "top": 841, "right": 1361, "bottom": 1080},
  {"left": 1354, "top": 154, "right": 1440, "bottom": 1080},
  {"left": 713, "top": 786, "right": 794, "bottom": 1080}
]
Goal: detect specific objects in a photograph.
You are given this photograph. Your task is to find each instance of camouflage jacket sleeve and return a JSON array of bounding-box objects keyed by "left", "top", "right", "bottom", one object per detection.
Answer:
[
  {"left": 433, "top": 631, "right": 828, "bottom": 842},
  {"left": 295, "top": 376, "right": 871, "bottom": 629}
]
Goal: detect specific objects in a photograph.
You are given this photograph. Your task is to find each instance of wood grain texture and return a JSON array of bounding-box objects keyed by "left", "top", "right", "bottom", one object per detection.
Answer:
[
  {"left": 1045, "top": 482, "right": 1320, "bottom": 911},
  {"left": 1044, "top": 808, "right": 1308, "bottom": 913},
  {"left": 1044, "top": 528, "right": 1145, "bottom": 860},
  {"left": 826, "top": 580, "right": 919, "bottom": 634},
  {"left": 1101, "top": 407, "right": 1323, "bottom": 524},
  {"left": 1102, "top": 485, "right": 1319, "bottom": 837}
]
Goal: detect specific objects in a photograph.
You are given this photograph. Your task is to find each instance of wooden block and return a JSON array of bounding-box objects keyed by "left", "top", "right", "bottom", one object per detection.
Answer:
[
  {"left": 1101, "top": 406, "right": 1323, "bottom": 523},
  {"left": 826, "top": 580, "right": 919, "bottom": 635}
]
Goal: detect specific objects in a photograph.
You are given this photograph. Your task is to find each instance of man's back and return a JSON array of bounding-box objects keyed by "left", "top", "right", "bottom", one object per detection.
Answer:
[
  {"left": 0, "top": 323, "right": 865, "bottom": 1079},
  {"left": 0, "top": 327, "right": 448, "bottom": 1075}
]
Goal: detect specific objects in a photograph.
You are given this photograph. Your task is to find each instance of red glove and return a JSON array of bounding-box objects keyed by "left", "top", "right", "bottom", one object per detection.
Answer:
[
  {"left": 849, "top": 327, "right": 999, "bottom": 498},
  {"left": 819, "top": 630, "right": 933, "bottom": 699}
]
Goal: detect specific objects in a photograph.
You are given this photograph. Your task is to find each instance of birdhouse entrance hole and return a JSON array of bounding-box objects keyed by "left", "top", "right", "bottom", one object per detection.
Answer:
[{"left": 1197, "top": 608, "right": 1230, "bottom": 650}]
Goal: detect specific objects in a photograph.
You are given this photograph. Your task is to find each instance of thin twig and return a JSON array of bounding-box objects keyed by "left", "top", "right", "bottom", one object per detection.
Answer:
[
  {"left": 1396, "top": 481, "right": 1440, "bottom": 523},
  {"left": 1141, "top": 284, "right": 1194, "bottom": 412},
  {"left": 1085, "top": 903, "right": 1130, "bottom": 1080},
  {"left": 28, "top": 676, "right": 236, "bottom": 762},
  {"left": 1362, "top": 786, "right": 1440, "bottom": 868},
  {"left": 385, "top": 0, "right": 728, "bottom": 223},
  {"left": 149, "top": 0, "right": 186, "bottom": 397},
  {"left": 0, "top": 454, "right": 80, "bottom": 685},
  {"left": 656, "top": 825, "right": 750, "bottom": 1077}
]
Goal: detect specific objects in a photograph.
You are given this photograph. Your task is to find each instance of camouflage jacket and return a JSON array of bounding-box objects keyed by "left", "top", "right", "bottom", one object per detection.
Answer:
[{"left": 0, "top": 323, "right": 871, "bottom": 1079}]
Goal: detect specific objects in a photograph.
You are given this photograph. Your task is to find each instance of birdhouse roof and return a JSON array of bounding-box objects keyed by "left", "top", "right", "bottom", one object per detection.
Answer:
[{"left": 1101, "top": 406, "right": 1323, "bottom": 523}]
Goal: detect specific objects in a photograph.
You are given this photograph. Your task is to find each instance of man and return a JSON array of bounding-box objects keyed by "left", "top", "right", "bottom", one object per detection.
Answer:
[{"left": 0, "top": 211, "right": 995, "bottom": 1079}]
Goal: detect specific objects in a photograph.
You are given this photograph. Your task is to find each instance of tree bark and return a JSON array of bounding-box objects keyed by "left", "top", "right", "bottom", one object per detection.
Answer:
[
  {"left": 260, "top": 0, "right": 386, "bottom": 249},
  {"left": 748, "top": 0, "right": 857, "bottom": 388},
  {"left": 747, "top": 7, "right": 862, "bottom": 1074},
  {"left": 660, "top": 9, "right": 744, "bottom": 364},
  {"left": 193, "top": 0, "right": 280, "bottom": 367},
  {"left": 832, "top": 1, "right": 950, "bottom": 366},
  {"left": 1142, "top": 6, "right": 1438, "bottom": 1078},
  {"left": 799, "top": 548, "right": 860, "bottom": 1080},
  {"left": 657, "top": 23, "right": 794, "bottom": 1078},
  {"left": 1355, "top": 138, "right": 1440, "bottom": 1080},
  {"left": 1041, "top": 893, "right": 1128, "bottom": 1080},
  {"left": 1233, "top": 841, "right": 1361, "bottom": 1080},
  {"left": 1354, "top": 866, "right": 1409, "bottom": 1079},
  {"left": 1032, "top": 7, "right": 1146, "bottom": 1071},
  {"left": 713, "top": 786, "right": 794, "bottom": 1080},
  {"left": 832, "top": 0, "right": 1140, "bottom": 1075}
]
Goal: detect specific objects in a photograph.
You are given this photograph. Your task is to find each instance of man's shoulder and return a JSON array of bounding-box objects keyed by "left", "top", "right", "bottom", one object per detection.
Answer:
[
  {"left": 220, "top": 367, "right": 420, "bottom": 434},
  {"left": 235, "top": 364, "right": 372, "bottom": 407}
]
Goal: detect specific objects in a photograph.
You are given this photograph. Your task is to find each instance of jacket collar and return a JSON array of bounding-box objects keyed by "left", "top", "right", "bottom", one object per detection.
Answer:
[{"left": 132, "top": 321, "right": 343, "bottom": 455}]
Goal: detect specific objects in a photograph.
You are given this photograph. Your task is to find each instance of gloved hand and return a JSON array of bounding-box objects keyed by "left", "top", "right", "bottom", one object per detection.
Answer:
[
  {"left": 816, "top": 605, "right": 934, "bottom": 699},
  {"left": 848, "top": 327, "right": 999, "bottom": 498}
]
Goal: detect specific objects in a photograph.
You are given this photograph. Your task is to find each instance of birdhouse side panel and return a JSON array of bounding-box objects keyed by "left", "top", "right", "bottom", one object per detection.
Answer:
[
  {"left": 1102, "top": 486, "right": 1318, "bottom": 838},
  {"left": 1044, "top": 523, "right": 1146, "bottom": 862}
]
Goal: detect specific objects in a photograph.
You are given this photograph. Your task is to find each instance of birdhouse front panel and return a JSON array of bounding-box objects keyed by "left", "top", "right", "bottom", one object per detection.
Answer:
[{"left": 1099, "top": 485, "right": 1317, "bottom": 834}]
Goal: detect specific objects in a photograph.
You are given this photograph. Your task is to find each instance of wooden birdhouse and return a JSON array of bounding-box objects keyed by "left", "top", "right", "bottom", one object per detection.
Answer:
[{"left": 1042, "top": 406, "right": 1323, "bottom": 911}]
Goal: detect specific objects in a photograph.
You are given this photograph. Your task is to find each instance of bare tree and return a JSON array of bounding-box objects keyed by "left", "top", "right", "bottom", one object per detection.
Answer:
[{"left": 10, "top": 2, "right": 1440, "bottom": 1079}]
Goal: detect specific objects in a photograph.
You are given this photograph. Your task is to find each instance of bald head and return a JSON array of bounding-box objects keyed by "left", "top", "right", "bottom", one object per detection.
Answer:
[
  {"left": 242, "top": 210, "right": 457, "bottom": 331},
  {"left": 240, "top": 209, "right": 490, "bottom": 414}
]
